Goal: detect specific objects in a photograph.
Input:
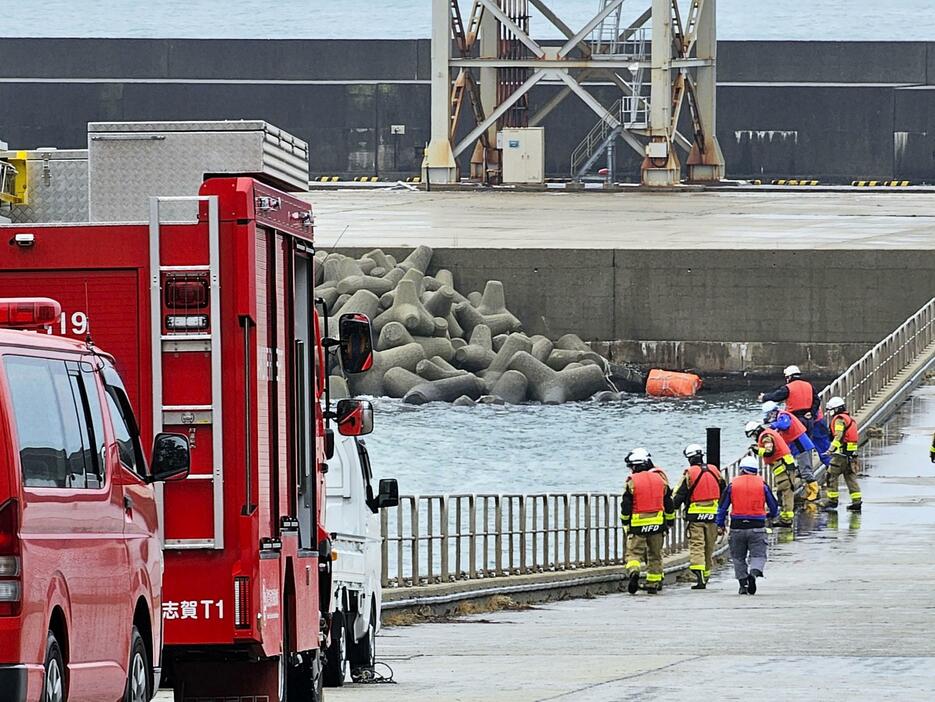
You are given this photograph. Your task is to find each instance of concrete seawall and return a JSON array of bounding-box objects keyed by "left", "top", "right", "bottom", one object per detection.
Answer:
[
  {"left": 1, "top": 39, "right": 934, "bottom": 181},
  {"left": 338, "top": 247, "right": 933, "bottom": 377}
]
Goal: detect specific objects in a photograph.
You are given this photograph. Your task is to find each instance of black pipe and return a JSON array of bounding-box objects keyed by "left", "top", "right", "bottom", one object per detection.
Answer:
[{"left": 706, "top": 427, "right": 721, "bottom": 468}]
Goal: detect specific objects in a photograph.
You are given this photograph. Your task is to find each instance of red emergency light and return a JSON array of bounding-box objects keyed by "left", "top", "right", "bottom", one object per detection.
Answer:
[{"left": 0, "top": 298, "right": 61, "bottom": 329}]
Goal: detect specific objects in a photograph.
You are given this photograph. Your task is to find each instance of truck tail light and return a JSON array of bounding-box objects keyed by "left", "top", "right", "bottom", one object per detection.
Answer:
[
  {"left": 165, "top": 277, "right": 208, "bottom": 309},
  {"left": 0, "top": 499, "right": 21, "bottom": 616},
  {"left": 233, "top": 576, "right": 250, "bottom": 629},
  {"left": 0, "top": 298, "right": 61, "bottom": 329}
]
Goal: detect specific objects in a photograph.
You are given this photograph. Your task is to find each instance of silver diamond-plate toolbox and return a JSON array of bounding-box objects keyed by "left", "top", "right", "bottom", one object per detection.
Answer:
[
  {"left": 88, "top": 120, "right": 309, "bottom": 222},
  {"left": 2, "top": 149, "right": 89, "bottom": 223}
]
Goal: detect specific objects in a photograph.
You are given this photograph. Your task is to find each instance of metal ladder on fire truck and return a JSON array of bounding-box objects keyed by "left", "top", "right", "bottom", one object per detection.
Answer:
[{"left": 149, "top": 195, "right": 225, "bottom": 550}]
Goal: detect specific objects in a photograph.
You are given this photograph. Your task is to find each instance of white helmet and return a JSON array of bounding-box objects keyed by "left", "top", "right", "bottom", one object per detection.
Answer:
[
  {"left": 827, "top": 396, "right": 846, "bottom": 414},
  {"left": 762, "top": 400, "right": 780, "bottom": 418},
  {"left": 744, "top": 420, "right": 761, "bottom": 437},
  {"left": 683, "top": 443, "right": 704, "bottom": 461},
  {"left": 739, "top": 456, "right": 760, "bottom": 473},
  {"left": 784, "top": 364, "right": 802, "bottom": 378},
  {"left": 625, "top": 447, "right": 652, "bottom": 469}
]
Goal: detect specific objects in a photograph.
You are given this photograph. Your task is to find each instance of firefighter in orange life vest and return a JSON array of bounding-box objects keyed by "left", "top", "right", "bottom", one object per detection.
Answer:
[
  {"left": 745, "top": 420, "right": 796, "bottom": 527},
  {"left": 620, "top": 448, "right": 676, "bottom": 595},
  {"left": 824, "top": 396, "right": 862, "bottom": 512},
  {"left": 716, "top": 456, "right": 780, "bottom": 595},
  {"left": 672, "top": 444, "right": 726, "bottom": 590}
]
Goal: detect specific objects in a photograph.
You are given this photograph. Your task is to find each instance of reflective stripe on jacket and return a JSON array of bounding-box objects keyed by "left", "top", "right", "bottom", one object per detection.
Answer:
[
  {"left": 685, "top": 464, "right": 722, "bottom": 514},
  {"left": 631, "top": 471, "right": 665, "bottom": 526},
  {"left": 758, "top": 428, "right": 794, "bottom": 469},
  {"left": 831, "top": 412, "right": 859, "bottom": 453}
]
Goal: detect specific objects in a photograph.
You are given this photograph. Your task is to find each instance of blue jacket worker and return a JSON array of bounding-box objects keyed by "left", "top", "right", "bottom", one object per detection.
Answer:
[{"left": 716, "top": 456, "right": 780, "bottom": 595}]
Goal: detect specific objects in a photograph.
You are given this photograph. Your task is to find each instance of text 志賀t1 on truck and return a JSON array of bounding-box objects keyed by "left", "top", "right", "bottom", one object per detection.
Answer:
[{"left": 0, "top": 177, "right": 376, "bottom": 701}]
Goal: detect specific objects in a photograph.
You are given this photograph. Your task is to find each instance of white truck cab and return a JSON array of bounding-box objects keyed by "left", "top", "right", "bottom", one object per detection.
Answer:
[{"left": 322, "top": 420, "right": 398, "bottom": 686}]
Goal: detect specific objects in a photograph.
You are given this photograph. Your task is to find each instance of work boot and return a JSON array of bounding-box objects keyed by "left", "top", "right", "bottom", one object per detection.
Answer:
[
  {"left": 776, "top": 519, "right": 793, "bottom": 529},
  {"left": 750, "top": 569, "right": 763, "bottom": 578},
  {"left": 806, "top": 481, "right": 820, "bottom": 502},
  {"left": 627, "top": 571, "right": 640, "bottom": 595},
  {"left": 691, "top": 570, "right": 706, "bottom": 590},
  {"left": 738, "top": 579, "right": 748, "bottom": 595},
  {"left": 746, "top": 574, "right": 757, "bottom": 595},
  {"left": 822, "top": 498, "right": 839, "bottom": 511},
  {"left": 847, "top": 501, "right": 862, "bottom": 513}
]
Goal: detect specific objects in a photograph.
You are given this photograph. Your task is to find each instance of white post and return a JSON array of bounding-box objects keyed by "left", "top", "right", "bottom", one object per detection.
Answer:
[
  {"left": 478, "top": 5, "right": 499, "bottom": 181},
  {"left": 687, "top": 0, "right": 725, "bottom": 182},
  {"left": 641, "top": 0, "right": 680, "bottom": 186},
  {"left": 423, "top": 0, "right": 458, "bottom": 184}
]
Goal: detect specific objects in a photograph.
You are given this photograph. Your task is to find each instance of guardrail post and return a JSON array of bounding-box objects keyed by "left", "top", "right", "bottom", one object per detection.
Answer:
[
  {"left": 411, "top": 497, "right": 421, "bottom": 586},
  {"left": 426, "top": 497, "right": 435, "bottom": 583},
  {"left": 583, "top": 494, "right": 592, "bottom": 567},
  {"left": 381, "top": 506, "right": 390, "bottom": 588},
  {"left": 469, "top": 495, "right": 477, "bottom": 579},
  {"left": 520, "top": 496, "right": 528, "bottom": 573},
  {"left": 561, "top": 494, "right": 571, "bottom": 570},
  {"left": 543, "top": 496, "right": 550, "bottom": 570},
  {"left": 495, "top": 495, "right": 503, "bottom": 576},
  {"left": 440, "top": 496, "right": 450, "bottom": 583},
  {"left": 396, "top": 498, "right": 406, "bottom": 586}
]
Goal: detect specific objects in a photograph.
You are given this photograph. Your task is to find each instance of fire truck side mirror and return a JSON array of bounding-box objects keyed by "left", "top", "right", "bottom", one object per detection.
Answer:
[
  {"left": 335, "top": 399, "right": 374, "bottom": 437},
  {"left": 338, "top": 313, "right": 374, "bottom": 374},
  {"left": 149, "top": 432, "right": 192, "bottom": 483},
  {"left": 377, "top": 478, "right": 399, "bottom": 509}
]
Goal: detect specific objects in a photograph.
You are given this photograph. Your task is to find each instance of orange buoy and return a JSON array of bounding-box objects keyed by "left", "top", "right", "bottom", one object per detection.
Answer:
[{"left": 645, "top": 369, "right": 703, "bottom": 398}]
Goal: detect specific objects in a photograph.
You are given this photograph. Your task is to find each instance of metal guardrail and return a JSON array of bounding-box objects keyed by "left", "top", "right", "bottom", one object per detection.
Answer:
[{"left": 381, "top": 297, "right": 935, "bottom": 589}]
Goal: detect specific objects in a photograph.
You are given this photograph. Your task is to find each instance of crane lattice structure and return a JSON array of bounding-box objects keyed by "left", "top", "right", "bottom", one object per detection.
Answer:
[{"left": 423, "top": 0, "right": 725, "bottom": 186}]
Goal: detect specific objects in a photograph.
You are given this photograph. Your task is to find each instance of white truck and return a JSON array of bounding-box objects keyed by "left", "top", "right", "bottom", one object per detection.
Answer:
[{"left": 322, "top": 414, "right": 398, "bottom": 686}]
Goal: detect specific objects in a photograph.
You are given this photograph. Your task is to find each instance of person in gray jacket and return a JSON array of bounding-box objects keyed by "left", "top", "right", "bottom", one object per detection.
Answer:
[{"left": 716, "top": 456, "right": 780, "bottom": 595}]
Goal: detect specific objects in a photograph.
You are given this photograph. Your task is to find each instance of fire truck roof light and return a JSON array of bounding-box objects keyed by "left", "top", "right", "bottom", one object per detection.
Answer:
[{"left": 0, "top": 298, "right": 61, "bottom": 329}]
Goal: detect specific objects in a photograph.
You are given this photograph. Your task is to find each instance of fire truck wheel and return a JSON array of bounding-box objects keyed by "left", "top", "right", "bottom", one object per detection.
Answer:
[
  {"left": 323, "top": 610, "right": 347, "bottom": 687},
  {"left": 123, "top": 627, "right": 151, "bottom": 702},
  {"left": 42, "top": 631, "right": 66, "bottom": 702}
]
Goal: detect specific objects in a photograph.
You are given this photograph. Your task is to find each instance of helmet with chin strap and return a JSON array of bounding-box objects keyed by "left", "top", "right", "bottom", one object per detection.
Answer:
[
  {"left": 744, "top": 420, "right": 762, "bottom": 438},
  {"left": 784, "top": 364, "right": 802, "bottom": 379},
  {"left": 625, "top": 447, "right": 653, "bottom": 472},
  {"left": 826, "top": 396, "right": 846, "bottom": 415}
]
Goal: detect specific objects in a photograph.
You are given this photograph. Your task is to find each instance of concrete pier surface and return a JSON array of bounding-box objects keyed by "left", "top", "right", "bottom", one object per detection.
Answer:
[
  {"left": 326, "top": 386, "right": 935, "bottom": 702},
  {"left": 307, "top": 189, "right": 935, "bottom": 250}
]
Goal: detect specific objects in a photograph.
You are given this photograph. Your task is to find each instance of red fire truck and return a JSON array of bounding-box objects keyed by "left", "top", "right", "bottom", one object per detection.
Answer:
[{"left": 0, "top": 177, "right": 375, "bottom": 701}]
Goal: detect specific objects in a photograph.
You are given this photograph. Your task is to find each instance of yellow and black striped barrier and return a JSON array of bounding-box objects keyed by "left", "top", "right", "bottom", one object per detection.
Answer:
[
  {"left": 353, "top": 176, "right": 380, "bottom": 182},
  {"left": 771, "top": 179, "right": 820, "bottom": 186},
  {"left": 314, "top": 176, "right": 340, "bottom": 182},
  {"left": 405, "top": 176, "right": 422, "bottom": 184},
  {"left": 851, "top": 180, "right": 911, "bottom": 187}
]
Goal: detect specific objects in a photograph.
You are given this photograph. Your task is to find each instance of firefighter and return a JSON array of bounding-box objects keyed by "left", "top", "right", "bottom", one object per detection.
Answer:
[
  {"left": 763, "top": 401, "right": 820, "bottom": 502},
  {"left": 930, "top": 432, "right": 935, "bottom": 463},
  {"left": 672, "top": 444, "right": 726, "bottom": 590},
  {"left": 620, "top": 448, "right": 675, "bottom": 595},
  {"left": 745, "top": 420, "right": 795, "bottom": 527},
  {"left": 716, "top": 456, "right": 779, "bottom": 595},
  {"left": 759, "top": 365, "right": 831, "bottom": 464},
  {"left": 824, "top": 396, "right": 862, "bottom": 512},
  {"left": 763, "top": 400, "right": 821, "bottom": 497}
]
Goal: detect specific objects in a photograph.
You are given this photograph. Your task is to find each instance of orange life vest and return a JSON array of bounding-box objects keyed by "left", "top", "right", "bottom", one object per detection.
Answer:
[
  {"left": 758, "top": 428, "right": 792, "bottom": 465},
  {"left": 785, "top": 379, "right": 814, "bottom": 413},
  {"left": 775, "top": 410, "right": 807, "bottom": 444},
  {"left": 632, "top": 471, "right": 665, "bottom": 514},
  {"left": 686, "top": 464, "right": 722, "bottom": 503},
  {"left": 730, "top": 474, "right": 767, "bottom": 516},
  {"left": 832, "top": 412, "right": 859, "bottom": 446}
]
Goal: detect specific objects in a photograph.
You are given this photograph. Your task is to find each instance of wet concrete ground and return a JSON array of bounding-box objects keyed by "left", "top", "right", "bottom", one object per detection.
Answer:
[
  {"left": 329, "top": 386, "right": 935, "bottom": 701},
  {"left": 305, "top": 189, "right": 935, "bottom": 250}
]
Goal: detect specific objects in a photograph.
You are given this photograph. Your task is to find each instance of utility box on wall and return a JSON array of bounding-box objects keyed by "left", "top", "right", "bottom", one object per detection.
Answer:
[{"left": 500, "top": 128, "right": 544, "bottom": 184}]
